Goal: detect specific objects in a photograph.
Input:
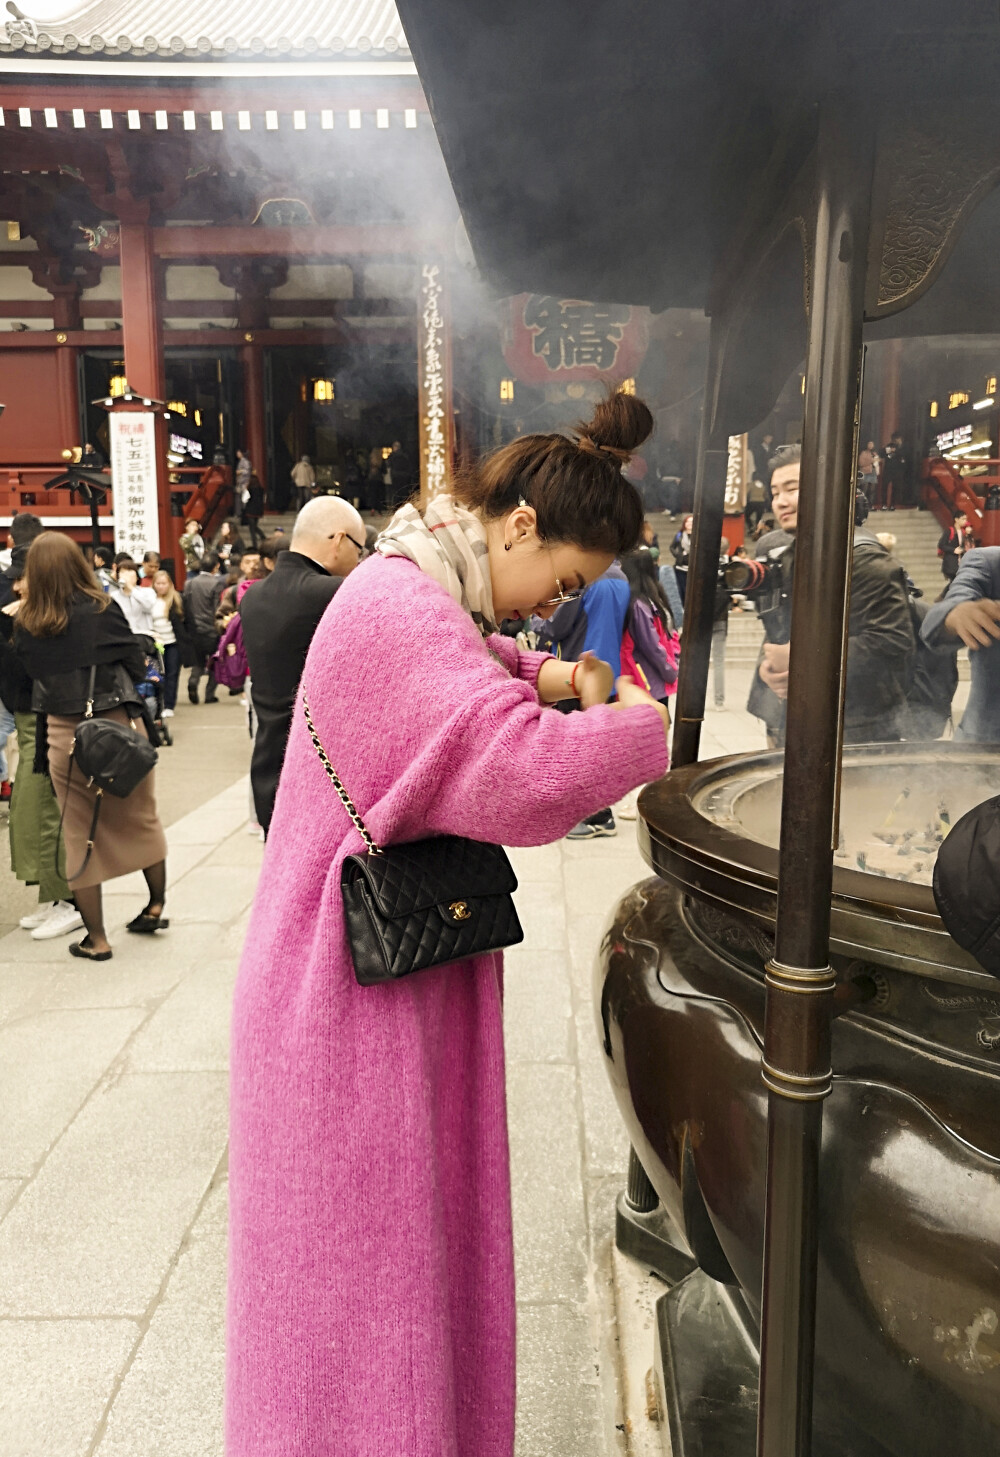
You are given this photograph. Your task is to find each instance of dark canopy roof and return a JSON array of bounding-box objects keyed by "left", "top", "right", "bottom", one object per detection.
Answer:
[{"left": 397, "top": 0, "right": 1000, "bottom": 311}]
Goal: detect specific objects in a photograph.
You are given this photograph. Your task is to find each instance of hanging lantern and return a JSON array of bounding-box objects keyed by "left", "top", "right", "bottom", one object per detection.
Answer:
[
  {"left": 313, "top": 378, "right": 335, "bottom": 402},
  {"left": 500, "top": 378, "right": 515, "bottom": 401},
  {"left": 108, "top": 373, "right": 128, "bottom": 398}
]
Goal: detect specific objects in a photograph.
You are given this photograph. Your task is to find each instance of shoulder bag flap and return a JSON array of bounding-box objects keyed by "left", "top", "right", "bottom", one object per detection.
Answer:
[{"left": 342, "top": 838, "right": 518, "bottom": 919}]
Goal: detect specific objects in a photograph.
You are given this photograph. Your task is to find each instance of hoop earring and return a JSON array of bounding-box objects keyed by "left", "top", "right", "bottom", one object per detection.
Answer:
[{"left": 504, "top": 541, "right": 512, "bottom": 551}]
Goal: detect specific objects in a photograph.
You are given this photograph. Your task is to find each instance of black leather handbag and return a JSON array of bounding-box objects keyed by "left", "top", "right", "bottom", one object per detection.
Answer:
[
  {"left": 58, "top": 665, "right": 158, "bottom": 881},
  {"left": 303, "top": 691, "right": 524, "bottom": 985}
]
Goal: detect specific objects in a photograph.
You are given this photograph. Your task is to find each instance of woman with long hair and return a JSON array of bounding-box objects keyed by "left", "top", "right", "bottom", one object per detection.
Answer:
[
  {"left": 151, "top": 568, "right": 190, "bottom": 717},
  {"left": 620, "top": 546, "right": 679, "bottom": 703},
  {"left": 13, "top": 533, "right": 168, "bottom": 959},
  {"left": 227, "top": 392, "right": 671, "bottom": 1455}
]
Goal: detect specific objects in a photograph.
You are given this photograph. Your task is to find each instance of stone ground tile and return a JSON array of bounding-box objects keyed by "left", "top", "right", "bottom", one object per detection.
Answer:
[
  {"left": 0, "top": 960, "right": 60, "bottom": 1027},
  {"left": 611, "top": 1248, "right": 672, "bottom": 1457},
  {"left": 586, "top": 1177, "right": 631, "bottom": 1457},
  {"left": 502, "top": 948, "right": 573, "bottom": 1065},
  {"left": 567, "top": 911, "right": 613, "bottom": 994},
  {"left": 515, "top": 1303, "right": 605, "bottom": 1457},
  {"left": 37, "top": 958, "right": 184, "bottom": 1013},
  {"left": 0, "top": 1318, "right": 139, "bottom": 1457},
  {"left": 97, "top": 1178, "right": 227, "bottom": 1457},
  {"left": 200, "top": 824, "right": 267, "bottom": 869},
  {"left": 508, "top": 1063, "right": 588, "bottom": 1304},
  {"left": 575, "top": 1004, "right": 631, "bottom": 1181},
  {"left": 506, "top": 842, "right": 564, "bottom": 883},
  {"left": 0, "top": 1007, "right": 145, "bottom": 1178},
  {"left": 563, "top": 856, "right": 648, "bottom": 918},
  {"left": 164, "top": 802, "right": 249, "bottom": 848},
  {"left": 125, "top": 965, "right": 237, "bottom": 1073},
  {"left": 157, "top": 865, "right": 260, "bottom": 925},
  {"left": 0, "top": 1178, "right": 22, "bottom": 1217},
  {"left": 511, "top": 880, "right": 566, "bottom": 952},
  {"left": 214, "top": 905, "right": 252, "bottom": 962},
  {"left": 0, "top": 1071, "right": 227, "bottom": 1316}
]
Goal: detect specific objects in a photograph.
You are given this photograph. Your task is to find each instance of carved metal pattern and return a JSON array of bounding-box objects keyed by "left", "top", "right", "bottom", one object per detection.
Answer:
[
  {"left": 688, "top": 899, "right": 774, "bottom": 968},
  {"left": 875, "top": 127, "right": 1000, "bottom": 315}
]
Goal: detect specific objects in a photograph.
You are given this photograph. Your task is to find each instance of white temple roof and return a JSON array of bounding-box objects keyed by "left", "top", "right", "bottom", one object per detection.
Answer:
[{"left": 0, "top": 0, "right": 409, "bottom": 60}]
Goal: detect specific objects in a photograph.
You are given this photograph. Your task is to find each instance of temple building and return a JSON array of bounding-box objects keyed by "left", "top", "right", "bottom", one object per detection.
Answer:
[{"left": 0, "top": 1, "right": 709, "bottom": 572}]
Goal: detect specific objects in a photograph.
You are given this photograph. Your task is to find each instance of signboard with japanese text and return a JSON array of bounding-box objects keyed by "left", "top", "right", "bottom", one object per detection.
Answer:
[
  {"left": 724, "top": 434, "right": 750, "bottom": 512},
  {"left": 417, "top": 263, "right": 454, "bottom": 501},
  {"left": 501, "top": 293, "right": 649, "bottom": 385},
  {"left": 110, "top": 411, "right": 159, "bottom": 561}
]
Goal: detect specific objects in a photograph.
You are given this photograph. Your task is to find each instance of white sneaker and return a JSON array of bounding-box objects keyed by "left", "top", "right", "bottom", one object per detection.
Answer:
[
  {"left": 20, "top": 901, "right": 55, "bottom": 930},
  {"left": 31, "top": 901, "right": 85, "bottom": 941},
  {"left": 161, "top": 707, "right": 174, "bottom": 719}
]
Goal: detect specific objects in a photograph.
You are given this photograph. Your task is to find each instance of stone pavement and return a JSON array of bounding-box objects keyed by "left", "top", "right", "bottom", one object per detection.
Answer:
[{"left": 0, "top": 681, "right": 766, "bottom": 1457}]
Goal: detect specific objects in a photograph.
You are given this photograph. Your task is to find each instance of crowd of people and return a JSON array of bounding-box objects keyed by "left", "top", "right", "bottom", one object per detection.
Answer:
[{"left": 6, "top": 391, "right": 1000, "bottom": 1454}]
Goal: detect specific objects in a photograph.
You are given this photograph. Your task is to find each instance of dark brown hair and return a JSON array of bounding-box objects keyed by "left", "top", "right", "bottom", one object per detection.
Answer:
[
  {"left": 17, "top": 531, "right": 108, "bottom": 637},
  {"left": 454, "top": 389, "right": 653, "bottom": 554}
]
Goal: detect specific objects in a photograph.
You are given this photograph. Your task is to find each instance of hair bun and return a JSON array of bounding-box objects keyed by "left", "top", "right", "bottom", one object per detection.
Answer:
[{"left": 578, "top": 389, "right": 654, "bottom": 457}]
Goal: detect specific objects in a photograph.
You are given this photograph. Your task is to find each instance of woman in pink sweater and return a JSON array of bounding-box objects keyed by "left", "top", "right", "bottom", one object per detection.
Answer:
[{"left": 227, "top": 394, "right": 670, "bottom": 1455}]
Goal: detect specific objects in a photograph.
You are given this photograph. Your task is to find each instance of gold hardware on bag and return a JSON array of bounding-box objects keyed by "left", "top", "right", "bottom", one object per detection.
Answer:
[{"left": 449, "top": 901, "right": 472, "bottom": 922}]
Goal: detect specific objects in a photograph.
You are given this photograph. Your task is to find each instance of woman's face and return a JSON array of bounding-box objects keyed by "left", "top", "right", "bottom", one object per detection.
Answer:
[
  {"left": 118, "top": 566, "right": 138, "bottom": 590},
  {"left": 152, "top": 571, "right": 170, "bottom": 598},
  {"left": 683, "top": 515, "right": 694, "bottom": 533},
  {"left": 486, "top": 507, "right": 613, "bottom": 622}
]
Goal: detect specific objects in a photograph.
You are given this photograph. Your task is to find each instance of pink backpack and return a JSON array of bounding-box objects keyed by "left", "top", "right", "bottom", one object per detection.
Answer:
[{"left": 210, "top": 612, "right": 248, "bottom": 691}]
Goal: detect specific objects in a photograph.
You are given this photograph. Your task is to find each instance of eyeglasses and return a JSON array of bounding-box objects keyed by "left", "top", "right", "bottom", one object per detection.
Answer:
[
  {"left": 538, "top": 577, "right": 584, "bottom": 608},
  {"left": 331, "top": 531, "right": 366, "bottom": 554}
]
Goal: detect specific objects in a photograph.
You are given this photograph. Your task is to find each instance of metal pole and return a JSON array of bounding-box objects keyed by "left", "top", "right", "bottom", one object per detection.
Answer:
[
  {"left": 671, "top": 322, "right": 729, "bottom": 769},
  {"left": 756, "top": 106, "right": 872, "bottom": 1457}
]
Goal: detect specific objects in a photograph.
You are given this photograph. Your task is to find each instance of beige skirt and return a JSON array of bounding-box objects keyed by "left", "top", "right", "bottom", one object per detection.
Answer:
[{"left": 48, "top": 709, "right": 167, "bottom": 890}]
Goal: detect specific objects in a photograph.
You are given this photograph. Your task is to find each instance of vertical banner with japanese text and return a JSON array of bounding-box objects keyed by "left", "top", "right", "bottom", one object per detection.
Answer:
[
  {"left": 110, "top": 411, "right": 159, "bottom": 560},
  {"left": 724, "top": 433, "right": 750, "bottom": 513},
  {"left": 417, "top": 263, "right": 454, "bottom": 503}
]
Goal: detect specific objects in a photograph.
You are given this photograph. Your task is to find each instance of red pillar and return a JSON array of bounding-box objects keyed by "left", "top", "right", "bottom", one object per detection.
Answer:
[
  {"left": 119, "top": 221, "right": 175, "bottom": 565},
  {"left": 241, "top": 339, "right": 268, "bottom": 505},
  {"left": 54, "top": 340, "right": 80, "bottom": 455}
]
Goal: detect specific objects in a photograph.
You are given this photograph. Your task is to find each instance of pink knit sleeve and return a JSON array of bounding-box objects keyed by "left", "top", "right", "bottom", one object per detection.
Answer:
[
  {"left": 485, "top": 633, "right": 552, "bottom": 691},
  {"left": 419, "top": 679, "right": 669, "bottom": 848}
]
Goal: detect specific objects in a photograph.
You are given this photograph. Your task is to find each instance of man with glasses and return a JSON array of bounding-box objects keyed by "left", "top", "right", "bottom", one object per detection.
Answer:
[
  {"left": 240, "top": 496, "right": 366, "bottom": 834},
  {"left": 747, "top": 444, "right": 914, "bottom": 746}
]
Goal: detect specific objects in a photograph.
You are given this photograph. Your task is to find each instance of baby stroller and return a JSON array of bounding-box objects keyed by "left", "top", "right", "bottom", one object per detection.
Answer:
[{"left": 134, "top": 634, "right": 172, "bottom": 746}]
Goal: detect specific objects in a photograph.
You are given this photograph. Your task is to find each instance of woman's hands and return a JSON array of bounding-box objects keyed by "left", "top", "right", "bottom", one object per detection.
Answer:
[
  {"left": 612, "top": 677, "right": 670, "bottom": 737},
  {"left": 573, "top": 651, "right": 614, "bottom": 708},
  {"left": 536, "top": 651, "right": 614, "bottom": 706}
]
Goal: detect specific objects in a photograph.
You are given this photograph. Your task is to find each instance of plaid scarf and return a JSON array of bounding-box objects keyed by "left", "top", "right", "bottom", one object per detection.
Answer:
[{"left": 376, "top": 494, "right": 496, "bottom": 636}]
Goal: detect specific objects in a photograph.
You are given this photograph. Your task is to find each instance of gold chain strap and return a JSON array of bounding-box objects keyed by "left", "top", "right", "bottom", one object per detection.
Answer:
[{"left": 302, "top": 690, "right": 383, "bottom": 856}]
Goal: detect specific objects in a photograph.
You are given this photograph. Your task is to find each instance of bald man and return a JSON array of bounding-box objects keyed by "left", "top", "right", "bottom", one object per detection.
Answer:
[{"left": 240, "top": 496, "right": 366, "bottom": 832}]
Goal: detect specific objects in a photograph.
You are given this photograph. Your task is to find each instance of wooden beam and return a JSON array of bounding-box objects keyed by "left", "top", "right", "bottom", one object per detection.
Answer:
[
  {"left": 0, "top": 80, "right": 428, "bottom": 115},
  {"left": 0, "top": 325, "right": 414, "bottom": 348},
  {"left": 151, "top": 225, "right": 444, "bottom": 259}
]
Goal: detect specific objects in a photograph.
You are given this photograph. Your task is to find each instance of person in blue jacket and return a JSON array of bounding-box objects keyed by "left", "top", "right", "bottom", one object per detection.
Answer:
[
  {"left": 921, "top": 545, "right": 1000, "bottom": 742},
  {"left": 533, "top": 563, "right": 631, "bottom": 837}
]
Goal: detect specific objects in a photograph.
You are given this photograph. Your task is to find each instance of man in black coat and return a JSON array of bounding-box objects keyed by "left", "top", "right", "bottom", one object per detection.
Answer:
[
  {"left": 182, "top": 553, "right": 225, "bottom": 704},
  {"left": 240, "top": 495, "right": 366, "bottom": 833},
  {"left": 747, "top": 446, "right": 915, "bottom": 744}
]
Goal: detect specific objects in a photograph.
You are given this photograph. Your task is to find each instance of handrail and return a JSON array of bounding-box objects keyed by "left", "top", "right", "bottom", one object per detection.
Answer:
[
  {"left": 921, "top": 455, "right": 986, "bottom": 534},
  {"left": 175, "top": 462, "right": 233, "bottom": 545}
]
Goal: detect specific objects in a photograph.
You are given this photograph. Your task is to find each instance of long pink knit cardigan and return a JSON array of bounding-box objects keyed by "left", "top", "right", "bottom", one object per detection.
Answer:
[{"left": 226, "top": 555, "right": 668, "bottom": 1455}]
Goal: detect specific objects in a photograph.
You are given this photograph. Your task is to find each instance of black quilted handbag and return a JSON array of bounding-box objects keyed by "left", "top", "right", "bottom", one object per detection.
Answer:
[{"left": 303, "top": 691, "right": 524, "bottom": 985}]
